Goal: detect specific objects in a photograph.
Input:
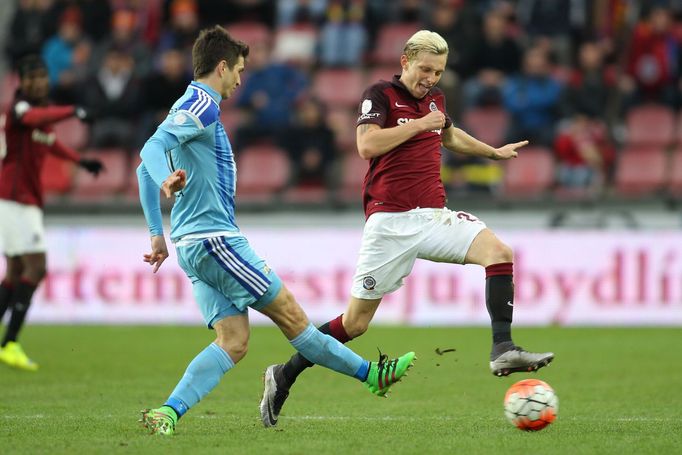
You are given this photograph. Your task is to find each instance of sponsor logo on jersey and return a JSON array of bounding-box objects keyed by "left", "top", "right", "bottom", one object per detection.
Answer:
[
  {"left": 31, "top": 129, "right": 55, "bottom": 146},
  {"left": 358, "top": 99, "right": 380, "bottom": 121}
]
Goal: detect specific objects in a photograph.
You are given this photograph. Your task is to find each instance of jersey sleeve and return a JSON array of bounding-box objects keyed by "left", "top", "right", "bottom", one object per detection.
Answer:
[
  {"left": 356, "top": 84, "right": 389, "bottom": 128},
  {"left": 158, "top": 90, "right": 219, "bottom": 144}
]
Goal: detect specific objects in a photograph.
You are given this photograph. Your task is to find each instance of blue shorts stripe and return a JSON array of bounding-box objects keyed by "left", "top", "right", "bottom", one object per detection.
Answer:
[
  {"left": 206, "top": 237, "right": 266, "bottom": 294},
  {"left": 211, "top": 237, "right": 270, "bottom": 293},
  {"left": 203, "top": 239, "right": 261, "bottom": 298},
  {"left": 220, "top": 238, "right": 271, "bottom": 288}
]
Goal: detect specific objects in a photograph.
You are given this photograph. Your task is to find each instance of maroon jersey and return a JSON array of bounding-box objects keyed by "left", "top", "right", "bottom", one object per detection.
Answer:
[
  {"left": 0, "top": 96, "right": 79, "bottom": 207},
  {"left": 356, "top": 75, "right": 453, "bottom": 218}
]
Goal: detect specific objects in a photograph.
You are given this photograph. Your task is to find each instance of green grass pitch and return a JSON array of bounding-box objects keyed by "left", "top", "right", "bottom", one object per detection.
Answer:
[{"left": 1, "top": 326, "right": 681, "bottom": 454}]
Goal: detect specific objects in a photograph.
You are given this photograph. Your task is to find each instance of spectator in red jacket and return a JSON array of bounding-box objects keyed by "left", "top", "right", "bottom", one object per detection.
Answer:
[{"left": 622, "top": 6, "right": 679, "bottom": 108}]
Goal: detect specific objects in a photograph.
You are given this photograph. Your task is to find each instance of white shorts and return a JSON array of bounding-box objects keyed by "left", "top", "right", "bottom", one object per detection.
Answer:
[
  {"left": 351, "top": 207, "right": 487, "bottom": 299},
  {"left": 0, "top": 199, "right": 46, "bottom": 256}
]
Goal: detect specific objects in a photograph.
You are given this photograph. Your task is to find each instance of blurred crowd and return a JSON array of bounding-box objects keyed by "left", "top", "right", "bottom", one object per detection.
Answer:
[{"left": 3, "top": 0, "right": 682, "bottom": 205}]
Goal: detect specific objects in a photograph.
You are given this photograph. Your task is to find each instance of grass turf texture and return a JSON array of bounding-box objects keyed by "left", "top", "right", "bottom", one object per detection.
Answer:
[{"left": 1, "top": 326, "right": 680, "bottom": 454}]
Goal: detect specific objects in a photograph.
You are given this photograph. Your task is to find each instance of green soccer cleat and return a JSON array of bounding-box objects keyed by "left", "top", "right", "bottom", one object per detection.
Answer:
[
  {"left": 0, "top": 342, "right": 39, "bottom": 372},
  {"left": 364, "top": 351, "right": 416, "bottom": 397},
  {"left": 140, "top": 406, "right": 177, "bottom": 436}
]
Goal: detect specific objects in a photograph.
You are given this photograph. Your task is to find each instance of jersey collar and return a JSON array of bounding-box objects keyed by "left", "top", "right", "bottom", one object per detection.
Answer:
[
  {"left": 190, "top": 81, "right": 221, "bottom": 105},
  {"left": 391, "top": 75, "right": 432, "bottom": 99}
]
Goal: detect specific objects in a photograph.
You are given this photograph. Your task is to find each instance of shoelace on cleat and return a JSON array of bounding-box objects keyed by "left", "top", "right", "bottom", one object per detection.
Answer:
[{"left": 375, "top": 350, "right": 399, "bottom": 390}]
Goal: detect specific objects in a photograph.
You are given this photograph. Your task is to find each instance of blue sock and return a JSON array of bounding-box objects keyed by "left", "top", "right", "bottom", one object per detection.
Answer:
[
  {"left": 164, "top": 343, "right": 234, "bottom": 417},
  {"left": 290, "top": 323, "right": 369, "bottom": 381}
]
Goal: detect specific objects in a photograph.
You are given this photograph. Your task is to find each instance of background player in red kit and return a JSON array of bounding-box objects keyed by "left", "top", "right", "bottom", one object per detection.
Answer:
[
  {"left": 259, "top": 30, "right": 554, "bottom": 427},
  {"left": 0, "top": 55, "right": 103, "bottom": 371}
]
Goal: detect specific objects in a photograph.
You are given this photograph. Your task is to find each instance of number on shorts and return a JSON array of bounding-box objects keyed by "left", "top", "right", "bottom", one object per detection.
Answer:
[{"left": 456, "top": 211, "right": 478, "bottom": 222}]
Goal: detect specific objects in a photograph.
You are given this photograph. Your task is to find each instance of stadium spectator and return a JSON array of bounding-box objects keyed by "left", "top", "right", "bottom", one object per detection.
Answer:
[
  {"left": 90, "top": 9, "right": 153, "bottom": 78},
  {"left": 622, "top": 6, "right": 679, "bottom": 109},
  {"left": 158, "top": 0, "right": 200, "bottom": 54},
  {"left": 200, "top": 0, "right": 276, "bottom": 28},
  {"left": 564, "top": 40, "right": 616, "bottom": 119},
  {"left": 554, "top": 114, "right": 615, "bottom": 192},
  {"left": 259, "top": 30, "right": 553, "bottom": 428},
  {"left": 0, "top": 55, "right": 102, "bottom": 371},
  {"left": 319, "top": 0, "right": 369, "bottom": 67},
  {"left": 461, "top": 10, "right": 522, "bottom": 108},
  {"left": 234, "top": 39, "right": 308, "bottom": 148},
  {"left": 502, "top": 46, "right": 563, "bottom": 147},
  {"left": 279, "top": 97, "right": 338, "bottom": 189},
  {"left": 5, "top": 0, "right": 55, "bottom": 68},
  {"left": 276, "top": 0, "right": 327, "bottom": 27},
  {"left": 135, "top": 26, "right": 413, "bottom": 435},
  {"left": 516, "top": 0, "right": 580, "bottom": 65},
  {"left": 71, "top": 0, "right": 113, "bottom": 43},
  {"left": 139, "top": 48, "right": 191, "bottom": 142},
  {"left": 82, "top": 47, "right": 142, "bottom": 149},
  {"left": 41, "top": 6, "right": 91, "bottom": 104}
]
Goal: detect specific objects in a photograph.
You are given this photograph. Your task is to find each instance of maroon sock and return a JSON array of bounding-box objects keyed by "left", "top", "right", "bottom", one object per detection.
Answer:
[{"left": 329, "top": 314, "right": 351, "bottom": 343}]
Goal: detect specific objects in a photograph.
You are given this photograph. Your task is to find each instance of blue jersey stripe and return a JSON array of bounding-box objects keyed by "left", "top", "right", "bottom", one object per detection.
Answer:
[{"left": 214, "top": 125, "right": 230, "bottom": 213}]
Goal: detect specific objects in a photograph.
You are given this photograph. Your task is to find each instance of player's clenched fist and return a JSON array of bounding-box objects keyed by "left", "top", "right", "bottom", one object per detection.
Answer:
[
  {"left": 161, "top": 169, "right": 187, "bottom": 198},
  {"left": 418, "top": 110, "right": 446, "bottom": 132}
]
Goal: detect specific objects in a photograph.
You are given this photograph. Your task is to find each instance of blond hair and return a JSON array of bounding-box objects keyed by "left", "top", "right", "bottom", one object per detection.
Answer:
[{"left": 403, "top": 30, "right": 449, "bottom": 61}]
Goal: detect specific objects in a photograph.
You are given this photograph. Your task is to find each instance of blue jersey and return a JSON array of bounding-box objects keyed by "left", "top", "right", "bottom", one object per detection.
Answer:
[{"left": 138, "top": 81, "right": 239, "bottom": 242}]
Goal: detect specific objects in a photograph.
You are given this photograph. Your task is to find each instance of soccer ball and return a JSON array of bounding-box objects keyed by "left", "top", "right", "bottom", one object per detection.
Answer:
[{"left": 503, "top": 379, "right": 558, "bottom": 431}]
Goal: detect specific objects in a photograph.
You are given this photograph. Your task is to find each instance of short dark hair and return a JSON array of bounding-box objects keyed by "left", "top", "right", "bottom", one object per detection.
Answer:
[
  {"left": 192, "top": 26, "right": 249, "bottom": 79},
  {"left": 17, "top": 54, "right": 47, "bottom": 79}
]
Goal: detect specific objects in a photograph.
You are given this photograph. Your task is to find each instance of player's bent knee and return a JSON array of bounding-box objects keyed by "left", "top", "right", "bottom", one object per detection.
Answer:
[
  {"left": 344, "top": 318, "right": 369, "bottom": 339},
  {"left": 492, "top": 242, "right": 514, "bottom": 264},
  {"left": 216, "top": 338, "right": 248, "bottom": 363}
]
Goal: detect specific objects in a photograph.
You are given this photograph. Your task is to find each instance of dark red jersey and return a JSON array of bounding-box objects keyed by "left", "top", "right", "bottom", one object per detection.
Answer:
[
  {"left": 0, "top": 96, "right": 79, "bottom": 207},
  {"left": 356, "top": 75, "right": 453, "bottom": 219}
]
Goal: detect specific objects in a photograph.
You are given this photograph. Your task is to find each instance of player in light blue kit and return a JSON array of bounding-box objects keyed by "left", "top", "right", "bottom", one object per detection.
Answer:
[{"left": 135, "top": 26, "right": 415, "bottom": 435}]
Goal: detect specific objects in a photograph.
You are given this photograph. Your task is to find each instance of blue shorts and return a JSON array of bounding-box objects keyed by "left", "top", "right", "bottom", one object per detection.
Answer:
[{"left": 176, "top": 235, "right": 282, "bottom": 328}]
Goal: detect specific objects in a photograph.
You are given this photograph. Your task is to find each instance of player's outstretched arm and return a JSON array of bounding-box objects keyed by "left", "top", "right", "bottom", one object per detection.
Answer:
[
  {"left": 442, "top": 126, "right": 528, "bottom": 160},
  {"left": 15, "top": 102, "right": 90, "bottom": 128}
]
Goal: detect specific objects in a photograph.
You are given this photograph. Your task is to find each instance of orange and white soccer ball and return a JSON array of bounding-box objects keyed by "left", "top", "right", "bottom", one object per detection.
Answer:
[{"left": 504, "top": 379, "right": 558, "bottom": 431}]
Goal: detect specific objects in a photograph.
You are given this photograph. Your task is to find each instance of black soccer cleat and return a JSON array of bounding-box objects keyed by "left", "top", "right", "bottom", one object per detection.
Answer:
[
  {"left": 259, "top": 364, "right": 290, "bottom": 427},
  {"left": 490, "top": 346, "right": 554, "bottom": 377}
]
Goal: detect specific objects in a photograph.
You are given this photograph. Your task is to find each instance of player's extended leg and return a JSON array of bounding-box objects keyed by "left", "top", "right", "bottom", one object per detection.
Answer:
[
  {"left": 279, "top": 296, "right": 382, "bottom": 384},
  {"left": 258, "top": 286, "right": 414, "bottom": 427},
  {"left": 141, "top": 314, "right": 246, "bottom": 436},
  {"left": 0, "top": 253, "right": 44, "bottom": 372},
  {"left": 0, "top": 255, "right": 22, "bottom": 322},
  {"left": 261, "top": 295, "right": 382, "bottom": 425},
  {"left": 464, "top": 229, "right": 554, "bottom": 376},
  {"left": 263, "top": 297, "right": 381, "bottom": 426}
]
